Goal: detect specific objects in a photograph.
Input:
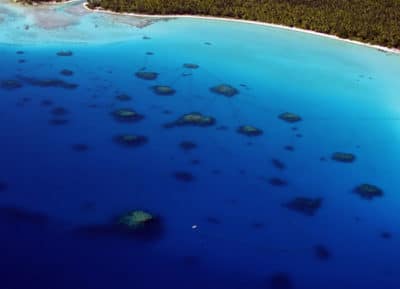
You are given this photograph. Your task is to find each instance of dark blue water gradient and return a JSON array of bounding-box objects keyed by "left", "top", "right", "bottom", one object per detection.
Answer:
[{"left": 0, "top": 19, "right": 400, "bottom": 289}]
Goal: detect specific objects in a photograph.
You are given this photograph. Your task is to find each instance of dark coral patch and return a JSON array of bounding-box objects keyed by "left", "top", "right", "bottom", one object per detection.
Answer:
[
  {"left": 283, "top": 197, "right": 323, "bottom": 216},
  {"left": 19, "top": 76, "right": 78, "bottom": 89},
  {"left": 51, "top": 107, "right": 69, "bottom": 116},
  {"left": 135, "top": 71, "right": 158, "bottom": 80},
  {"left": 113, "top": 134, "right": 148, "bottom": 147},
  {"left": 179, "top": 141, "right": 197, "bottom": 151},
  {"left": 162, "top": 109, "right": 173, "bottom": 115},
  {"left": 115, "top": 210, "right": 163, "bottom": 240},
  {"left": 268, "top": 272, "right": 293, "bottom": 289},
  {"left": 278, "top": 112, "right": 302, "bottom": 123},
  {"left": 116, "top": 94, "right": 132, "bottom": 101},
  {"left": 251, "top": 222, "right": 265, "bottom": 229},
  {"left": 174, "top": 171, "right": 195, "bottom": 182},
  {"left": 183, "top": 63, "right": 199, "bottom": 69},
  {"left": 353, "top": 183, "right": 383, "bottom": 200},
  {"left": 237, "top": 125, "right": 263, "bottom": 136},
  {"left": 381, "top": 231, "right": 392, "bottom": 239},
  {"left": 60, "top": 69, "right": 74, "bottom": 76},
  {"left": 71, "top": 143, "right": 90, "bottom": 152},
  {"left": 313, "top": 244, "right": 332, "bottom": 261},
  {"left": 210, "top": 84, "right": 239, "bottom": 97},
  {"left": 56, "top": 50, "right": 73, "bottom": 56},
  {"left": 268, "top": 178, "right": 288, "bottom": 187},
  {"left": 165, "top": 112, "right": 216, "bottom": 128},
  {"left": 151, "top": 85, "right": 176, "bottom": 95},
  {"left": 1, "top": 79, "right": 22, "bottom": 90},
  {"left": 331, "top": 152, "right": 356, "bottom": 163},
  {"left": 272, "top": 159, "right": 286, "bottom": 170},
  {"left": 112, "top": 108, "right": 144, "bottom": 122},
  {"left": 206, "top": 217, "right": 221, "bottom": 224},
  {"left": 284, "top": 145, "right": 295, "bottom": 151},
  {"left": 74, "top": 211, "right": 164, "bottom": 241}
]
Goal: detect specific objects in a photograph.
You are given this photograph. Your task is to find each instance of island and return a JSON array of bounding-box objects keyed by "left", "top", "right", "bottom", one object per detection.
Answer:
[{"left": 86, "top": 0, "right": 400, "bottom": 49}]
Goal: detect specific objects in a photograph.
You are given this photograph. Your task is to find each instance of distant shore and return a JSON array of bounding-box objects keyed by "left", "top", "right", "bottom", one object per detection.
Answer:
[
  {"left": 83, "top": 3, "right": 400, "bottom": 55},
  {"left": 12, "top": 0, "right": 77, "bottom": 5}
]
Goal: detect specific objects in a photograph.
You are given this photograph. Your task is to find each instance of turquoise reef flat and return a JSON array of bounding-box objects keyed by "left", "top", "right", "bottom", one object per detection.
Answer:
[{"left": 0, "top": 1, "right": 400, "bottom": 289}]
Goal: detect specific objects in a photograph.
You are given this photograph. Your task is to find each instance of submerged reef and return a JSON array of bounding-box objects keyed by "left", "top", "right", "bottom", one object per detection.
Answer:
[
  {"left": 18, "top": 76, "right": 78, "bottom": 89},
  {"left": 174, "top": 171, "right": 195, "bottom": 182},
  {"left": 237, "top": 125, "right": 263, "bottom": 136},
  {"left": 210, "top": 84, "right": 239, "bottom": 97},
  {"left": 268, "top": 178, "right": 288, "bottom": 187},
  {"left": 75, "top": 210, "right": 163, "bottom": 241},
  {"left": 179, "top": 141, "right": 198, "bottom": 151},
  {"left": 135, "top": 71, "right": 158, "bottom": 80},
  {"left": 60, "top": 69, "right": 74, "bottom": 76},
  {"left": 56, "top": 50, "right": 73, "bottom": 57},
  {"left": 284, "top": 145, "right": 295, "bottom": 151},
  {"left": 278, "top": 112, "right": 302, "bottom": 123},
  {"left": 164, "top": 112, "right": 216, "bottom": 128},
  {"left": 71, "top": 143, "right": 90, "bottom": 152},
  {"left": 183, "top": 63, "right": 199, "bottom": 69},
  {"left": 313, "top": 244, "right": 332, "bottom": 261},
  {"left": 118, "top": 210, "right": 154, "bottom": 229},
  {"left": 151, "top": 85, "right": 176, "bottom": 95},
  {"left": 381, "top": 231, "right": 393, "bottom": 239},
  {"left": 117, "top": 210, "right": 163, "bottom": 240},
  {"left": 283, "top": 197, "right": 323, "bottom": 216},
  {"left": 51, "top": 107, "right": 69, "bottom": 116},
  {"left": 116, "top": 94, "right": 132, "bottom": 101},
  {"left": 272, "top": 159, "right": 286, "bottom": 170},
  {"left": 113, "top": 134, "right": 148, "bottom": 147},
  {"left": 353, "top": 184, "right": 383, "bottom": 200},
  {"left": 331, "top": 152, "right": 356, "bottom": 163},
  {"left": 112, "top": 108, "right": 144, "bottom": 122},
  {"left": 206, "top": 216, "right": 221, "bottom": 224},
  {"left": 1, "top": 79, "right": 22, "bottom": 90}
]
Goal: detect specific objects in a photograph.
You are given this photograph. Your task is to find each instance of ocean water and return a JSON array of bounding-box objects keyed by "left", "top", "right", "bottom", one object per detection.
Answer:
[{"left": 0, "top": 1, "right": 400, "bottom": 289}]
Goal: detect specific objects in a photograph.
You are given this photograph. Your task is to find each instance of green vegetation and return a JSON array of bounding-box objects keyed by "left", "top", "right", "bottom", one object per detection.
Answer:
[
  {"left": 16, "top": 0, "right": 64, "bottom": 3},
  {"left": 87, "top": 0, "right": 400, "bottom": 49}
]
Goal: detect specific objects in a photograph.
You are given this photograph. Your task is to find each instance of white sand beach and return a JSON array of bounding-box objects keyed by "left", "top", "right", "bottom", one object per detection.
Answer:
[{"left": 83, "top": 3, "right": 400, "bottom": 55}]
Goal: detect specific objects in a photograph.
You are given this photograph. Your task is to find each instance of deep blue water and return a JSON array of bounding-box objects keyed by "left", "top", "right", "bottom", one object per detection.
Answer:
[{"left": 1, "top": 3, "right": 400, "bottom": 288}]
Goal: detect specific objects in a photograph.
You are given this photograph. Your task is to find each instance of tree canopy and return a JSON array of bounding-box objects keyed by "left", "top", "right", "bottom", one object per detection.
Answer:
[{"left": 87, "top": 0, "right": 400, "bottom": 49}]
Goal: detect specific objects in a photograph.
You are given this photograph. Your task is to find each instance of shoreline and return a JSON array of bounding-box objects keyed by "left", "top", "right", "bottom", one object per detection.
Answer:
[
  {"left": 83, "top": 3, "right": 400, "bottom": 55},
  {"left": 12, "top": 0, "right": 78, "bottom": 6}
]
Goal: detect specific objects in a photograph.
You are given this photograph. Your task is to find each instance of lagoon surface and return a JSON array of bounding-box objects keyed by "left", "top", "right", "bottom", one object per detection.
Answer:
[{"left": 1, "top": 1, "right": 400, "bottom": 289}]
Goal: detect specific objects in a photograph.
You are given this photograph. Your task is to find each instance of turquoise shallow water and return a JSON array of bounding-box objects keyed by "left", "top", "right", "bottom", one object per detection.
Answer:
[{"left": 0, "top": 1, "right": 400, "bottom": 289}]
